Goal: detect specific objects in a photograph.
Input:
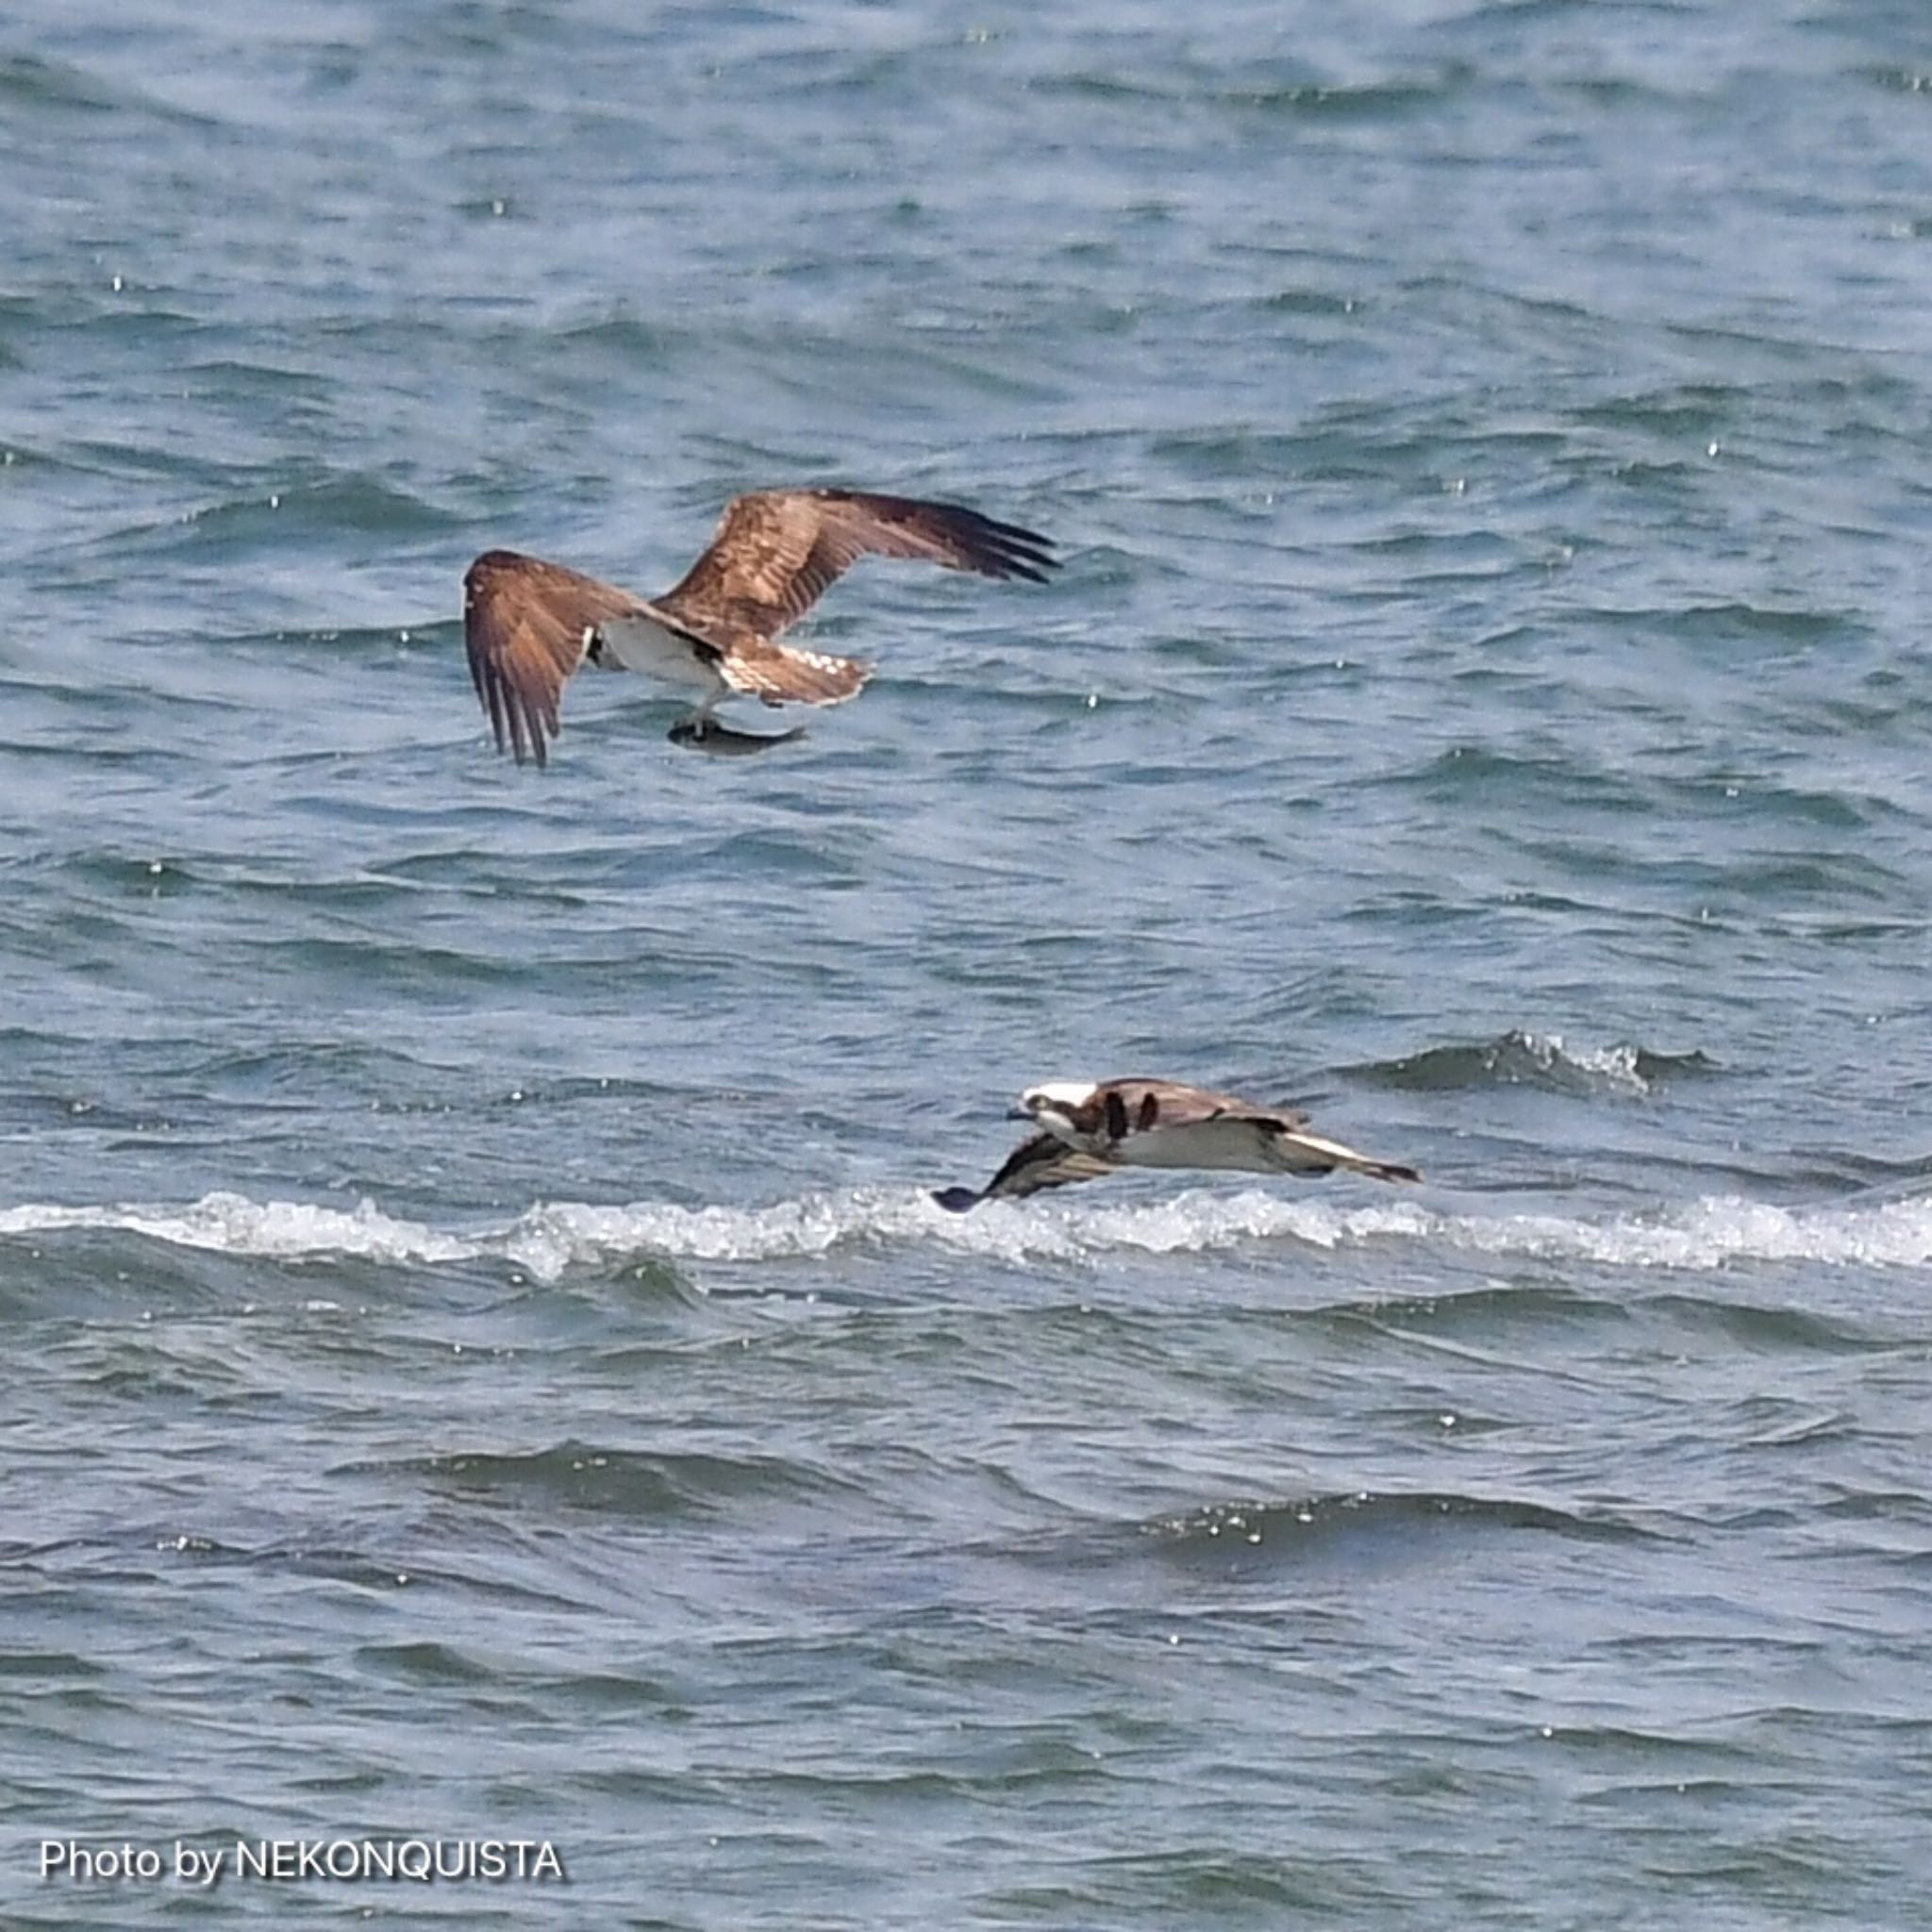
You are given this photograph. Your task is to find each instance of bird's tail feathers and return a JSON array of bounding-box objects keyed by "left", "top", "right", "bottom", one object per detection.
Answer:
[{"left": 720, "top": 640, "right": 874, "bottom": 708}]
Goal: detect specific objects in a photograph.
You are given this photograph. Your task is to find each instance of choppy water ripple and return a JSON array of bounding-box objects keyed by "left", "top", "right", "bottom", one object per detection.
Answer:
[{"left": 5, "top": 0, "right": 1932, "bottom": 1924}]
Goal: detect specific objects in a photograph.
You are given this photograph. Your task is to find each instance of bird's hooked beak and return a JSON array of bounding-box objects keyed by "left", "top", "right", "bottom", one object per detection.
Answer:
[{"left": 1006, "top": 1104, "right": 1035, "bottom": 1123}]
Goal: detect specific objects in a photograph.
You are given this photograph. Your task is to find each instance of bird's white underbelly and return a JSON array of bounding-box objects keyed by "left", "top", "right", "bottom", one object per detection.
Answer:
[{"left": 597, "top": 609, "right": 723, "bottom": 695}]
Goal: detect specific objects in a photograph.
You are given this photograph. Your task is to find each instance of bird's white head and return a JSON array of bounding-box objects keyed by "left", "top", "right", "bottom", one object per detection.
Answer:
[{"left": 1015, "top": 1080, "right": 1097, "bottom": 1136}]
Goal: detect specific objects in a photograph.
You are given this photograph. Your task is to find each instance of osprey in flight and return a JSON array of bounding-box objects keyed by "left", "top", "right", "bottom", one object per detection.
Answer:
[
  {"left": 933, "top": 1078, "right": 1422, "bottom": 1210},
  {"left": 463, "top": 488, "right": 1057, "bottom": 763}
]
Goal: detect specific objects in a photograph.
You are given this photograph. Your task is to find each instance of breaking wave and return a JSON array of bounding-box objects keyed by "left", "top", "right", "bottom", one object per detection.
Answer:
[
  {"left": 1350, "top": 1029, "right": 1717, "bottom": 1097},
  {"left": 3, "top": 1184, "right": 1930, "bottom": 1283}
]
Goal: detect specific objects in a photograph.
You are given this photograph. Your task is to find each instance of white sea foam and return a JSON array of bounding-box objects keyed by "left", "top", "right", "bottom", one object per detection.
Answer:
[
  {"left": 1514, "top": 1030, "right": 1653, "bottom": 1095},
  {"left": 922, "top": 1190, "right": 1932, "bottom": 1272},
  {"left": 2, "top": 1186, "right": 1930, "bottom": 1282},
  {"left": 0, "top": 1192, "right": 475, "bottom": 1267}
]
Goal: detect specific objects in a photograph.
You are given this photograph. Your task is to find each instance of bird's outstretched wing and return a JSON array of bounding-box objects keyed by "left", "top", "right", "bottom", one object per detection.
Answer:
[
  {"left": 464, "top": 550, "right": 651, "bottom": 766},
  {"left": 1263, "top": 1126, "right": 1422, "bottom": 1183},
  {"left": 931, "top": 1133, "right": 1116, "bottom": 1212},
  {"left": 1094, "top": 1079, "right": 1420, "bottom": 1183},
  {"left": 657, "top": 489, "right": 1057, "bottom": 643}
]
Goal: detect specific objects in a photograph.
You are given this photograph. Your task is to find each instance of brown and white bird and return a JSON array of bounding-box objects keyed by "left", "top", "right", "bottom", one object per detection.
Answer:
[
  {"left": 463, "top": 488, "right": 1057, "bottom": 763},
  {"left": 933, "top": 1078, "right": 1421, "bottom": 1211}
]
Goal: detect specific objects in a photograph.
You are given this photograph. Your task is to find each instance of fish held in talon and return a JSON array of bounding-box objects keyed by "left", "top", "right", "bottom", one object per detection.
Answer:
[
  {"left": 666, "top": 719, "right": 806, "bottom": 757},
  {"left": 933, "top": 1077, "right": 1421, "bottom": 1210},
  {"left": 463, "top": 488, "right": 1058, "bottom": 765}
]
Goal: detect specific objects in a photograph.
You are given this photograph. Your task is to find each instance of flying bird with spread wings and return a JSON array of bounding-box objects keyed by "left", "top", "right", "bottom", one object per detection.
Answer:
[
  {"left": 463, "top": 488, "right": 1057, "bottom": 762},
  {"left": 932, "top": 1078, "right": 1421, "bottom": 1211}
]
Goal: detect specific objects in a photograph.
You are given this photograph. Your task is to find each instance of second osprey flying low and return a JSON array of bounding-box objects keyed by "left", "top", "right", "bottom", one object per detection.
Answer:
[
  {"left": 464, "top": 487, "right": 1058, "bottom": 762},
  {"left": 934, "top": 1078, "right": 1422, "bottom": 1210}
]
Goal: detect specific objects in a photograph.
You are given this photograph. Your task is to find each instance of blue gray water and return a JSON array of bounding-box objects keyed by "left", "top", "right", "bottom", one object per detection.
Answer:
[{"left": 5, "top": 0, "right": 1932, "bottom": 1924}]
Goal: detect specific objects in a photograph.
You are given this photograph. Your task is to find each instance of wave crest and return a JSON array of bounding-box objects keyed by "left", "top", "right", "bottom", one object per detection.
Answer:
[
  {"left": 1352, "top": 1028, "right": 1714, "bottom": 1097},
  {"left": 3, "top": 1186, "right": 1930, "bottom": 1283}
]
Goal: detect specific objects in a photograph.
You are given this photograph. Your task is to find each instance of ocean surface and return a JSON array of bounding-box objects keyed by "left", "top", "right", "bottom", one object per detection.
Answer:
[{"left": 4, "top": 0, "right": 1932, "bottom": 1924}]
